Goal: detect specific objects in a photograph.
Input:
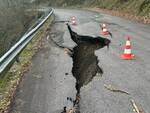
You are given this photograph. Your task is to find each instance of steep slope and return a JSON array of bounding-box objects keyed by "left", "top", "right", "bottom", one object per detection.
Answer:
[{"left": 38, "top": 0, "right": 150, "bottom": 18}]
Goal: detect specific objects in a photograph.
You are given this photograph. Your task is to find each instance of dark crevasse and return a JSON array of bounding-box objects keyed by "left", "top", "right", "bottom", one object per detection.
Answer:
[
  {"left": 66, "top": 23, "right": 111, "bottom": 113},
  {"left": 50, "top": 23, "right": 111, "bottom": 113},
  {"left": 72, "top": 42, "right": 103, "bottom": 94}
]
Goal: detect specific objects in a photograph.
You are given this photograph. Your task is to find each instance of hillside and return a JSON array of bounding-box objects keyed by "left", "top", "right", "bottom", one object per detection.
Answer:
[
  {"left": 39, "top": 0, "right": 150, "bottom": 18},
  {"left": 0, "top": 0, "right": 41, "bottom": 57}
]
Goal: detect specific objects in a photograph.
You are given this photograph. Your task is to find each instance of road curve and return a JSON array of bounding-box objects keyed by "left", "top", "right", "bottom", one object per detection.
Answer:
[{"left": 11, "top": 9, "right": 150, "bottom": 113}]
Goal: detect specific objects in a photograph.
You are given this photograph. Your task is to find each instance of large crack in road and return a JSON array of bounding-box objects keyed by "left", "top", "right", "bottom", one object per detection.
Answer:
[
  {"left": 51, "top": 23, "right": 110, "bottom": 113},
  {"left": 49, "top": 22, "right": 111, "bottom": 113},
  {"left": 72, "top": 42, "right": 103, "bottom": 93},
  {"left": 10, "top": 9, "right": 150, "bottom": 113},
  {"left": 71, "top": 42, "right": 105, "bottom": 113}
]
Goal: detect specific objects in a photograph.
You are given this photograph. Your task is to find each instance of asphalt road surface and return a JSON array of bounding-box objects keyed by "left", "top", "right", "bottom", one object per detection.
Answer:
[{"left": 11, "top": 9, "right": 150, "bottom": 113}]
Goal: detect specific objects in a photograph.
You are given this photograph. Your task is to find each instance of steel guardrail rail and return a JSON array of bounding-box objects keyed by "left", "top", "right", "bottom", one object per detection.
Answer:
[{"left": 0, "top": 8, "right": 54, "bottom": 74}]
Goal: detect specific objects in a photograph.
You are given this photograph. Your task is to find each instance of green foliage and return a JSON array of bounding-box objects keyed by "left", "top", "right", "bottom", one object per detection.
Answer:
[
  {"left": 0, "top": 16, "right": 54, "bottom": 111},
  {"left": 93, "top": 0, "right": 150, "bottom": 17},
  {"left": 139, "top": 0, "right": 150, "bottom": 16},
  {"left": 0, "top": 0, "right": 41, "bottom": 57},
  {"left": 39, "top": 0, "right": 150, "bottom": 18}
]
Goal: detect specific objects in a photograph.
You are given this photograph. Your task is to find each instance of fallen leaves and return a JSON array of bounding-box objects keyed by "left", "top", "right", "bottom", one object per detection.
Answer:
[
  {"left": 67, "top": 108, "right": 76, "bottom": 113},
  {"left": 64, "top": 48, "right": 73, "bottom": 56}
]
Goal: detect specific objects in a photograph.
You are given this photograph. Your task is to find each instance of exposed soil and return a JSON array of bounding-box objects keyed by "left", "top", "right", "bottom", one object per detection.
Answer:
[{"left": 72, "top": 42, "right": 103, "bottom": 94}]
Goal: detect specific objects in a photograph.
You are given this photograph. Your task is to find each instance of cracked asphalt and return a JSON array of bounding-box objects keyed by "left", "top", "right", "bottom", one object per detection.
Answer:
[{"left": 11, "top": 9, "right": 150, "bottom": 113}]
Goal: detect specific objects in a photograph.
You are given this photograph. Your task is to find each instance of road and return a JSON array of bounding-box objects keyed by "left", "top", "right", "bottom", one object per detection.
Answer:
[{"left": 11, "top": 9, "right": 150, "bottom": 113}]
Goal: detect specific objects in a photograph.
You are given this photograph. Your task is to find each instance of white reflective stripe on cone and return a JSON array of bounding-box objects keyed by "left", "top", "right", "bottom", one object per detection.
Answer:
[
  {"left": 103, "top": 28, "right": 107, "bottom": 32},
  {"left": 124, "top": 49, "right": 131, "bottom": 54},
  {"left": 72, "top": 17, "right": 75, "bottom": 19},
  {"left": 102, "top": 24, "right": 106, "bottom": 27},
  {"left": 126, "top": 41, "right": 131, "bottom": 46},
  {"left": 72, "top": 20, "right": 76, "bottom": 23}
]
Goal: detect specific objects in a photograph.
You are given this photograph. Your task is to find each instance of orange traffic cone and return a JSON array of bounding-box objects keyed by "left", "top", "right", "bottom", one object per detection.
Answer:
[
  {"left": 71, "top": 16, "right": 77, "bottom": 25},
  {"left": 121, "top": 37, "right": 134, "bottom": 60},
  {"left": 100, "top": 24, "right": 109, "bottom": 36}
]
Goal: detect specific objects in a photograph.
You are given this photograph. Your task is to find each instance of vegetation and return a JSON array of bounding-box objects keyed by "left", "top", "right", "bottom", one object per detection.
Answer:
[
  {"left": 39, "top": 0, "right": 150, "bottom": 18},
  {"left": 0, "top": 0, "right": 54, "bottom": 111},
  {"left": 0, "top": 16, "right": 54, "bottom": 112},
  {"left": 0, "top": 0, "right": 41, "bottom": 57},
  {"left": 88, "top": 0, "right": 150, "bottom": 18}
]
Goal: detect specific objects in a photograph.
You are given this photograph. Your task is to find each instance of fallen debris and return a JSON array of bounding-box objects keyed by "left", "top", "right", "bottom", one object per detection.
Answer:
[
  {"left": 67, "top": 108, "right": 76, "bottom": 113},
  {"left": 130, "top": 99, "right": 145, "bottom": 113},
  {"left": 32, "top": 74, "right": 43, "bottom": 79},
  {"left": 62, "top": 95, "right": 80, "bottom": 113},
  {"left": 104, "top": 84, "right": 130, "bottom": 95},
  {"left": 62, "top": 106, "right": 76, "bottom": 113},
  {"left": 64, "top": 48, "right": 73, "bottom": 57},
  {"left": 65, "top": 73, "right": 69, "bottom": 75}
]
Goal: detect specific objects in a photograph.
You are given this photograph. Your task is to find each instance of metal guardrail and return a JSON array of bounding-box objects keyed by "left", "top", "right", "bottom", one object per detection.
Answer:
[{"left": 0, "top": 8, "right": 54, "bottom": 74}]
